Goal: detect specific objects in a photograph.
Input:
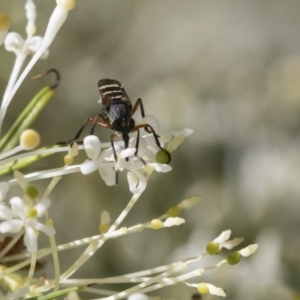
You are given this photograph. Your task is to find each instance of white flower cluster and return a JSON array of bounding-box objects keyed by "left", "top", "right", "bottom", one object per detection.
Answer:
[
  {"left": 73, "top": 123, "right": 193, "bottom": 194},
  {"left": 0, "top": 178, "right": 55, "bottom": 253}
]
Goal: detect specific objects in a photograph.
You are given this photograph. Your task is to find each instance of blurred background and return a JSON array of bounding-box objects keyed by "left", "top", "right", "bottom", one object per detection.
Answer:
[{"left": 1, "top": 1, "right": 300, "bottom": 299}]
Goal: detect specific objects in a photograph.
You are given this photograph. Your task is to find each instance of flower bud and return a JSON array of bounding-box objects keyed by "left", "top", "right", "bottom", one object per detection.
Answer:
[
  {"left": 206, "top": 242, "right": 219, "bottom": 255},
  {"left": 26, "top": 185, "right": 39, "bottom": 199},
  {"left": 227, "top": 251, "right": 241, "bottom": 265},
  {"left": 64, "top": 154, "right": 74, "bottom": 166},
  {"left": 197, "top": 283, "right": 209, "bottom": 295},
  {"left": 167, "top": 205, "right": 180, "bottom": 217},
  {"left": 20, "top": 129, "right": 40, "bottom": 150},
  {"left": 99, "top": 211, "right": 111, "bottom": 233},
  {"left": 25, "top": 0, "right": 36, "bottom": 36},
  {"left": 150, "top": 219, "right": 163, "bottom": 229},
  {"left": 156, "top": 149, "right": 170, "bottom": 164}
]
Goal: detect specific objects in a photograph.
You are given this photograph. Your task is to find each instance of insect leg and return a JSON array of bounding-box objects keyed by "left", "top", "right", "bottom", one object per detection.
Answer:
[
  {"left": 68, "top": 114, "right": 111, "bottom": 144},
  {"left": 134, "top": 128, "right": 140, "bottom": 156},
  {"left": 133, "top": 123, "right": 171, "bottom": 164},
  {"left": 58, "top": 115, "right": 111, "bottom": 147},
  {"left": 131, "top": 128, "right": 146, "bottom": 165},
  {"left": 131, "top": 98, "right": 145, "bottom": 117},
  {"left": 69, "top": 114, "right": 112, "bottom": 147},
  {"left": 66, "top": 117, "right": 95, "bottom": 145},
  {"left": 110, "top": 133, "right": 118, "bottom": 162},
  {"left": 89, "top": 114, "right": 109, "bottom": 135},
  {"left": 131, "top": 98, "right": 152, "bottom": 134},
  {"left": 110, "top": 133, "right": 119, "bottom": 184}
]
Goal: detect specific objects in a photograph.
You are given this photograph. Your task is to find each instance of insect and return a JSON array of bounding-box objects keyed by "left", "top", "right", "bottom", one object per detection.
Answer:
[{"left": 70, "top": 79, "right": 171, "bottom": 166}]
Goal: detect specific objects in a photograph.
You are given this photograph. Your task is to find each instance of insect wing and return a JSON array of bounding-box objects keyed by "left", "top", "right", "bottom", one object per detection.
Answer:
[{"left": 98, "top": 78, "right": 131, "bottom": 108}]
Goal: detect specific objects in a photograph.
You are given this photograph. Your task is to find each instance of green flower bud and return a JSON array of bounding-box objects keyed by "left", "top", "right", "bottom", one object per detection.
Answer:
[
  {"left": 26, "top": 185, "right": 39, "bottom": 199},
  {"left": 156, "top": 149, "right": 170, "bottom": 164},
  {"left": 167, "top": 205, "right": 180, "bottom": 217},
  {"left": 227, "top": 251, "right": 241, "bottom": 265},
  {"left": 206, "top": 242, "right": 219, "bottom": 255}
]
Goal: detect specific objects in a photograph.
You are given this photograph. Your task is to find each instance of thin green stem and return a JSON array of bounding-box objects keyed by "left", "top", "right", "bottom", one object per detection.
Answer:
[
  {"left": 24, "top": 250, "right": 37, "bottom": 286},
  {"left": 49, "top": 234, "right": 60, "bottom": 292}
]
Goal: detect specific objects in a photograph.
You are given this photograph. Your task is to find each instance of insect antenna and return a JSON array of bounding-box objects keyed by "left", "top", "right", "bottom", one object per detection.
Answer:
[{"left": 32, "top": 68, "right": 60, "bottom": 89}]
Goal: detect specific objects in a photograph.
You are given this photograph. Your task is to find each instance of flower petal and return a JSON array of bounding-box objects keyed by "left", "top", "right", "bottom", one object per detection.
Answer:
[
  {"left": 198, "top": 283, "right": 226, "bottom": 297},
  {"left": 35, "top": 198, "right": 51, "bottom": 217},
  {"left": 99, "top": 166, "right": 116, "bottom": 186},
  {"left": 171, "top": 128, "right": 194, "bottom": 137},
  {"left": 141, "top": 114, "right": 160, "bottom": 133},
  {"left": 239, "top": 244, "right": 258, "bottom": 257},
  {"left": 127, "top": 171, "right": 147, "bottom": 194},
  {"left": 83, "top": 135, "right": 101, "bottom": 159},
  {"left": 164, "top": 217, "right": 185, "bottom": 227},
  {"left": 222, "top": 237, "right": 245, "bottom": 250},
  {"left": 0, "top": 205, "right": 13, "bottom": 220},
  {"left": 99, "top": 147, "right": 115, "bottom": 162},
  {"left": 80, "top": 159, "right": 99, "bottom": 175},
  {"left": 177, "top": 195, "right": 201, "bottom": 210},
  {"left": 34, "top": 222, "right": 56, "bottom": 236},
  {"left": 206, "top": 283, "right": 226, "bottom": 297},
  {"left": 10, "top": 197, "right": 25, "bottom": 219},
  {"left": 0, "top": 220, "right": 23, "bottom": 233},
  {"left": 4, "top": 32, "right": 24, "bottom": 53},
  {"left": 167, "top": 135, "right": 185, "bottom": 152},
  {"left": 213, "top": 230, "right": 231, "bottom": 244},
  {"left": 24, "top": 226, "right": 37, "bottom": 252},
  {"left": 131, "top": 157, "right": 145, "bottom": 170},
  {"left": 130, "top": 136, "right": 148, "bottom": 156},
  {"left": 27, "top": 36, "right": 42, "bottom": 53},
  {"left": 120, "top": 147, "right": 136, "bottom": 159},
  {"left": 151, "top": 163, "right": 172, "bottom": 173},
  {"left": 161, "top": 132, "right": 172, "bottom": 143}
]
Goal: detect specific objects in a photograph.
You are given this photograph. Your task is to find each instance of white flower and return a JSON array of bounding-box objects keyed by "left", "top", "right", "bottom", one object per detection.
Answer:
[
  {"left": 4, "top": 32, "right": 48, "bottom": 58},
  {"left": 213, "top": 230, "right": 243, "bottom": 250},
  {"left": 213, "top": 230, "right": 232, "bottom": 244},
  {"left": 126, "top": 170, "right": 147, "bottom": 194},
  {"left": 27, "top": 36, "right": 49, "bottom": 58},
  {"left": 129, "top": 135, "right": 172, "bottom": 173},
  {"left": 78, "top": 122, "right": 192, "bottom": 194},
  {"left": 4, "top": 32, "right": 24, "bottom": 53},
  {"left": 79, "top": 135, "right": 116, "bottom": 186},
  {"left": 79, "top": 134, "right": 166, "bottom": 194},
  {"left": 161, "top": 128, "right": 193, "bottom": 153},
  {"left": 0, "top": 197, "right": 55, "bottom": 252}
]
